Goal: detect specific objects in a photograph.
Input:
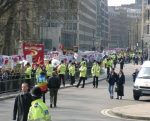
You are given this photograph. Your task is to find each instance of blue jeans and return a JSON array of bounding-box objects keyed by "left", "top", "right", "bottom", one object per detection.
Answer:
[{"left": 109, "top": 84, "right": 114, "bottom": 97}]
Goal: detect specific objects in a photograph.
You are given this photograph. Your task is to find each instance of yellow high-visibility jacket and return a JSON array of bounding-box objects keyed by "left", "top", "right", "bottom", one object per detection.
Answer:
[{"left": 28, "top": 99, "right": 51, "bottom": 121}]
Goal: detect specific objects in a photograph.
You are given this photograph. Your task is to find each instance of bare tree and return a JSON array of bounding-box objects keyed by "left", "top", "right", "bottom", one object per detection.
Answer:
[
  {"left": 0, "top": 0, "right": 78, "bottom": 55},
  {"left": 0, "top": 0, "right": 20, "bottom": 17}
]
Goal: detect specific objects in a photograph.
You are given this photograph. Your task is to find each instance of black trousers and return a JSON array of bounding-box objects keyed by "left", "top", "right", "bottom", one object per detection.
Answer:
[
  {"left": 42, "top": 93, "right": 46, "bottom": 103},
  {"left": 93, "top": 76, "right": 98, "bottom": 87},
  {"left": 107, "top": 67, "right": 110, "bottom": 79},
  {"left": 120, "top": 64, "right": 124, "bottom": 70},
  {"left": 59, "top": 74, "right": 65, "bottom": 86},
  {"left": 50, "top": 89, "right": 58, "bottom": 106},
  {"left": 70, "top": 75, "right": 75, "bottom": 85},
  {"left": 77, "top": 77, "right": 86, "bottom": 88}
]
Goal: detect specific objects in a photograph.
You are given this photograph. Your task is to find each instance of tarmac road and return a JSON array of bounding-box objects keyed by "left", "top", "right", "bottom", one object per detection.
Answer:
[{"left": 1, "top": 63, "right": 149, "bottom": 121}]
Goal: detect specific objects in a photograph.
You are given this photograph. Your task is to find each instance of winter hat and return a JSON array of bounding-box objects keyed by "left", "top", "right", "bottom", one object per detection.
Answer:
[{"left": 31, "top": 86, "right": 42, "bottom": 98}]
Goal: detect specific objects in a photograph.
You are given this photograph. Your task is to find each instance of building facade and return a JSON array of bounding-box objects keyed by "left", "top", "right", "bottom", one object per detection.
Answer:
[
  {"left": 78, "top": 0, "right": 97, "bottom": 50},
  {"left": 143, "top": 0, "right": 150, "bottom": 39},
  {"left": 109, "top": 2, "right": 142, "bottom": 50},
  {"left": 108, "top": 7, "right": 128, "bottom": 48},
  {"left": 135, "top": 0, "right": 148, "bottom": 9},
  {"left": 48, "top": 0, "right": 97, "bottom": 51},
  {"left": 143, "top": 0, "right": 150, "bottom": 57},
  {"left": 123, "top": 7, "right": 141, "bottom": 49},
  {"left": 96, "top": 0, "right": 109, "bottom": 50}
]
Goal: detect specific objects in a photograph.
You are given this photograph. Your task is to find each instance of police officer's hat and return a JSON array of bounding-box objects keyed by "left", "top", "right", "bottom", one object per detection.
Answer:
[
  {"left": 31, "top": 86, "right": 42, "bottom": 98},
  {"left": 40, "top": 71, "right": 46, "bottom": 75},
  {"left": 26, "top": 62, "right": 30, "bottom": 66}
]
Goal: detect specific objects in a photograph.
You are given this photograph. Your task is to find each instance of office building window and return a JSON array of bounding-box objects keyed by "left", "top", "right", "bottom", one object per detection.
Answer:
[
  {"left": 73, "top": 23, "right": 77, "bottom": 30},
  {"left": 148, "top": 0, "right": 150, "bottom": 4}
]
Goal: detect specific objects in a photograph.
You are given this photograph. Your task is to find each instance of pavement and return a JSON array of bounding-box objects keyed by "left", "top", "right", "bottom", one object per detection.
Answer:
[
  {"left": 108, "top": 63, "right": 150, "bottom": 120},
  {"left": 109, "top": 103, "right": 150, "bottom": 120}
]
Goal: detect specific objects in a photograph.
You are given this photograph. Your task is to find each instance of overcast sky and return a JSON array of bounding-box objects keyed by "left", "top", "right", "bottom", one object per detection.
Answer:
[{"left": 108, "top": 0, "right": 135, "bottom": 6}]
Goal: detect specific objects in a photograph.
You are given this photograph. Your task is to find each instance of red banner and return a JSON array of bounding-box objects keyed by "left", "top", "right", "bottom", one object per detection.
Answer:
[{"left": 23, "top": 43, "right": 44, "bottom": 64}]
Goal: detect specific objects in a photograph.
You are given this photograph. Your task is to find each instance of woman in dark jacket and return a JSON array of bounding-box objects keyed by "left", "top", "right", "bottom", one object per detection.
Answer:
[
  {"left": 48, "top": 71, "right": 61, "bottom": 108},
  {"left": 108, "top": 68, "right": 118, "bottom": 99},
  {"left": 116, "top": 70, "right": 125, "bottom": 99}
]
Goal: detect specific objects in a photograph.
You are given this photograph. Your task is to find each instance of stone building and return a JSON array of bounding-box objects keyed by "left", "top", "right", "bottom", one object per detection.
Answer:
[
  {"left": 108, "top": 7, "right": 128, "bottom": 48},
  {"left": 96, "top": 0, "right": 109, "bottom": 50},
  {"left": 48, "top": 0, "right": 97, "bottom": 50}
]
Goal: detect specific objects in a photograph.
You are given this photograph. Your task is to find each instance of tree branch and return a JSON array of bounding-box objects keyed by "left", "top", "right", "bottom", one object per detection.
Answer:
[{"left": 0, "top": 0, "right": 20, "bottom": 18}]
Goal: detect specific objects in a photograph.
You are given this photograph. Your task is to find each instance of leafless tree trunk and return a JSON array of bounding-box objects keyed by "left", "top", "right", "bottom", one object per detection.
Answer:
[
  {"left": 0, "top": 0, "right": 20, "bottom": 18},
  {"left": 2, "top": 4, "right": 16, "bottom": 55},
  {"left": 0, "top": 0, "right": 78, "bottom": 55}
]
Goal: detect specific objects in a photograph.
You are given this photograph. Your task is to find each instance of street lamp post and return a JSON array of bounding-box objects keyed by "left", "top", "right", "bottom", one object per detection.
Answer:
[
  {"left": 128, "top": 29, "right": 131, "bottom": 49},
  {"left": 92, "top": 29, "right": 95, "bottom": 51},
  {"left": 141, "top": 0, "right": 144, "bottom": 58},
  {"left": 142, "top": 36, "right": 144, "bottom": 57},
  {"left": 136, "top": 18, "right": 139, "bottom": 45}
]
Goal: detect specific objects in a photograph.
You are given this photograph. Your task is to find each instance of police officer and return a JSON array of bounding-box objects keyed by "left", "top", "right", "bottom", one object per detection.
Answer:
[
  {"left": 35, "top": 64, "right": 42, "bottom": 80},
  {"left": 91, "top": 61, "right": 100, "bottom": 88},
  {"left": 57, "top": 60, "right": 66, "bottom": 87},
  {"left": 28, "top": 86, "right": 51, "bottom": 121},
  {"left": 46, "top": 60, "right": 53, "bottom": 79},
  {"left": 76, "top": 61, "right": 87, "bottom": 88},
  {"left": 69, "top": 62, "right": 76, "bottom": 85},
  {"left": 80, "top": 58, "right": 86, "bottom": 67},
  {"left": 24, "top": 62, "right": 32, "bottom": 89}
]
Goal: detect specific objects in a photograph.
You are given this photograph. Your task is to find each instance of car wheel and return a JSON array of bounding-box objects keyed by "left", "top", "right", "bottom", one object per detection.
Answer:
[{"left": 133, "top": 95, "right": 140, "bottom": 100}]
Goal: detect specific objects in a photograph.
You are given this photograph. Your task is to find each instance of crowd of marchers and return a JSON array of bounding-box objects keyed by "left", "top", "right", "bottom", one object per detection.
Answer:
[{"left": 0, "top": 52, "right": 143, "bottom": 121}]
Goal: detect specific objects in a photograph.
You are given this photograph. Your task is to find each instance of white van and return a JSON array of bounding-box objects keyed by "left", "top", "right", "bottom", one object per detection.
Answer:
[{"left": 133, "top": 61, "right": 150, "bottom": 100}]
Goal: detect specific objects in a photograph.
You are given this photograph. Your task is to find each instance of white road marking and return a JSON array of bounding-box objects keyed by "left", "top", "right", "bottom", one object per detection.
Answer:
[{"left": 101, "top": 109, "right": 144, "bottom": 121}]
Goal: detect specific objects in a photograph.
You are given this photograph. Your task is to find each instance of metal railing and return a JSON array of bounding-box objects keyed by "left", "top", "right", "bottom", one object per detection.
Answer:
[{"left": 0, "top": 66, "right": 95, "bottom": 94}]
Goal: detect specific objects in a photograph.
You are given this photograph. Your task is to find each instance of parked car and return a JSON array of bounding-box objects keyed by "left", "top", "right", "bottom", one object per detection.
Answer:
[{"left": 133, "top": 61, "right": 150, "bottom": 100}]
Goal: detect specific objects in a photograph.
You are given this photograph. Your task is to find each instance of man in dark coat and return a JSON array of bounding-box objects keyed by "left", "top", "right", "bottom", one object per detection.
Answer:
[
  {"left": 13, "top": 82, "right": 32, "bottom": 121},
  {"left": 48, "top": 71, "right": 61, "bottom": 108},
  {"left": 119, "top": 57, "right": 124, "bottom": 70}
]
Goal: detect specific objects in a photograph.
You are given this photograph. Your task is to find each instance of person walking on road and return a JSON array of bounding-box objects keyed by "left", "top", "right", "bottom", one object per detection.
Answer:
[
  {"left": 108, "top": 68, "right": 118, "bottom": 99},
  {"left": 24, "top": 63, "right": 32, "bottom": 89},
  {"left": 91, "top": 61, "right": 100, "bottom": 88},
  {"left": 119, "top": 57, "right": 124, "bottom": 70},
  {"left": 46, "top": 60, "right": 53, "bottom": 79},
  {"left": 35, "top": 64, "right": 42, "bottom": 80},
  {"left": 116, "top": 70, "right": 125, "bottom": 99},
  {"left": 132, "top": 69, "right": 139, "bottom": 82},
  {"left": 28, "top": 86, "right": 51, "bottom": 121},
  {"left": 57, "top": 60, "right": 66, "bottom": 87},
  {"left": 36, "top": 71, "right": 48, "bottom": 103},
  {"left": 76, "top": 61, "right": 87, "bottom": 88},
  {"left": 48, "top": 71, "right": 61, "bottom": 108},
  {"left": 13, "top": 82, "right": 32, "bottom": 121},
  {"left": 69, "top": 62, "right": 76, "bottom": 85}
]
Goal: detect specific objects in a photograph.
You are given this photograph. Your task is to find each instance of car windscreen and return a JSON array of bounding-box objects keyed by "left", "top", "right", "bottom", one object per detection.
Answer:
[{"left": 138, "top": 67, "right": 150, "bottom": 79}]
